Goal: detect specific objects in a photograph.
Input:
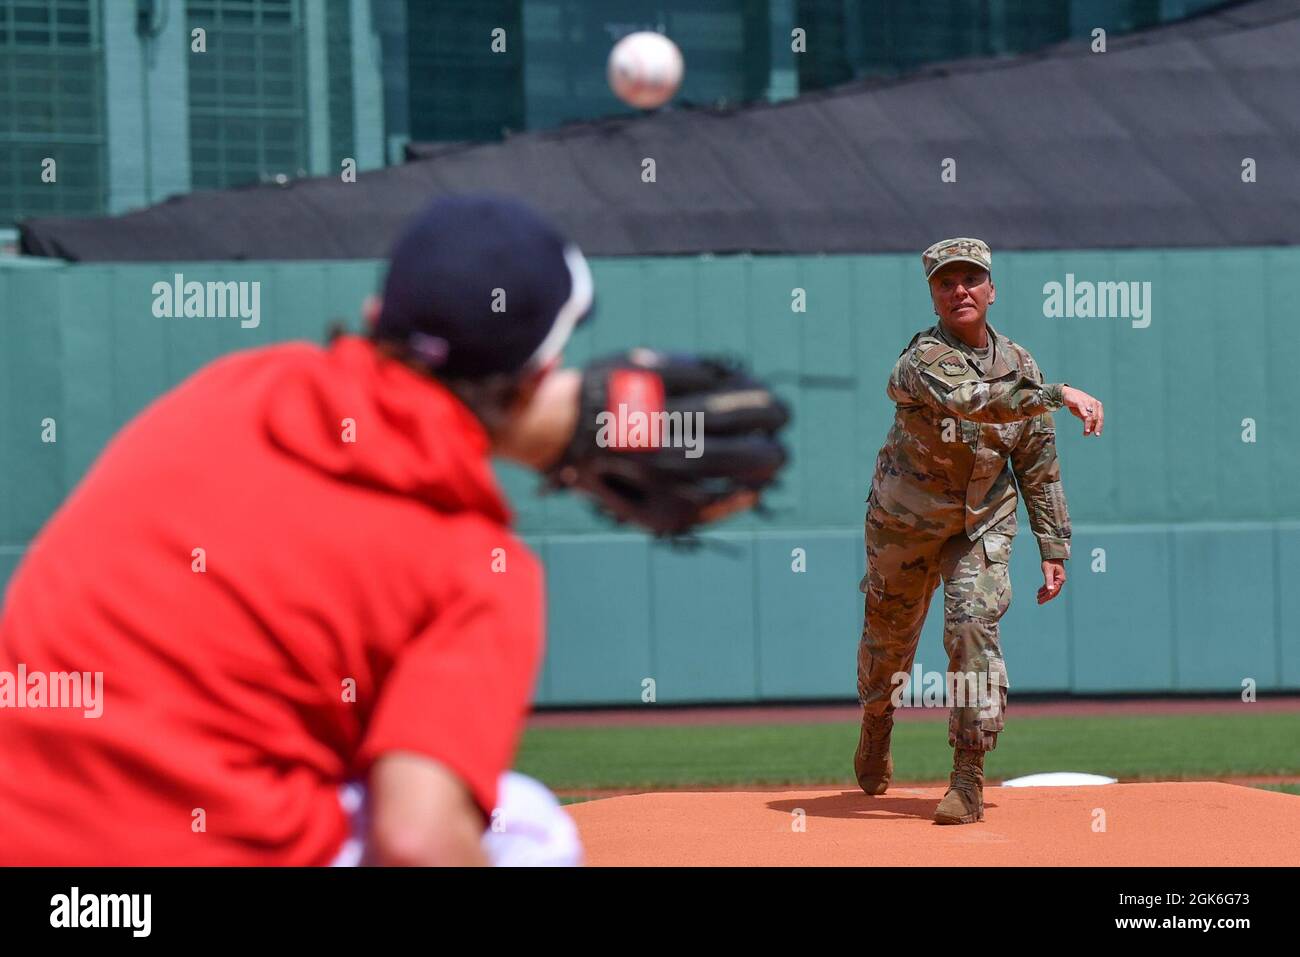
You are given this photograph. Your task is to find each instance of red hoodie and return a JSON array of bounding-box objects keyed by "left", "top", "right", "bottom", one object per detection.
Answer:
[{"left": 0, "top": 336, "right": 544, "bottom": 865}]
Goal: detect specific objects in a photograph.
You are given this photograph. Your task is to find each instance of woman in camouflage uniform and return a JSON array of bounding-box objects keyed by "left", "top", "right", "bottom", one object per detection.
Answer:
[{"left": 855, "top": 238, "right": 1105, "bottom": 824}]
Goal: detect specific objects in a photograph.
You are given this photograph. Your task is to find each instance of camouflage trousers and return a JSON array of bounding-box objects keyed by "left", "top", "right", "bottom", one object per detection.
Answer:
[{"left": 857, "top": 503, "right": 1015, "bottom": 751}]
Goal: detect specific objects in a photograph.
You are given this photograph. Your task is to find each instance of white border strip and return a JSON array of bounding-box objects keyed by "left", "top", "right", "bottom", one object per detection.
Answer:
[{"left": 527, "top": 244, "right": 593, "bottom": 368}]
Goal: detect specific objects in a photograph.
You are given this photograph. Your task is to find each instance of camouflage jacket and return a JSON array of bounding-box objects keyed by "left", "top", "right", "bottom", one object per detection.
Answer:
[{"left": 869, "top": 322, "right": 1072, "bottom": 561}]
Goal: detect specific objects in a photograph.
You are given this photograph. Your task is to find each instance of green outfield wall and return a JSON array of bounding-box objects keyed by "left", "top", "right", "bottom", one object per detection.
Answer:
[{"left": 2, "top": 248, "right": 1298, "bottom": 704}]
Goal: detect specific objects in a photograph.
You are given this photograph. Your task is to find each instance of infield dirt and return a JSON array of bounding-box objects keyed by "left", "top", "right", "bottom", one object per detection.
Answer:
[{"left": 568, "top": 782, "right": 1300, "bottom": 866}]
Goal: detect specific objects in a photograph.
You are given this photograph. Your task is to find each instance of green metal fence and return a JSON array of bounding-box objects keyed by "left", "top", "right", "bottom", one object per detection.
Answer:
[{"left": 2, "top": 247, "right": 1298, "bottom": 703}]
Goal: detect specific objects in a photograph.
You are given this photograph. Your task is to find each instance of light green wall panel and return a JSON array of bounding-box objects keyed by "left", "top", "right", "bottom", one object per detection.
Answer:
[
  {"left": 1067, "top": 528, "right": 1176, "bottom": 693},
  {"left": 755, "top": 532, "right": 860, "bottom": 699},
  {"left": 1277, "top": 527, "right": 1300, "bottom": 689},
  {"left": 1001, "top": 530, "right": 1072, "bottom": 693},
  {"left": 649, "top": 536, "right": 759, "bottom": 703},
  {"left": 2, "top": 248, "right": 1299, "bottom": 702},
  {"left": 2, "top": 267, "right": 64, "bottom": 541},
  {"left": 1171, "top": 526, "right": 1277, "bottom": 692},
  {"left": 541, "top": 537, "right": 653, "bottom": 706}
]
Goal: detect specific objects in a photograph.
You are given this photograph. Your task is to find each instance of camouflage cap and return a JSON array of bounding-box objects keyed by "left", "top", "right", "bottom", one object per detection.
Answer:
[{"left": 922, "top": 237, "right": 992, "bottom": 280}]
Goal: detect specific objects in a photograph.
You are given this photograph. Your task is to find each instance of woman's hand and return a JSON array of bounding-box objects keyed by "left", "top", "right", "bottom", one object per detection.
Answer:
[
  {"left": 1060, "top": 386, "right": 1104, "bottom": 436},
  {"left": 1038, "top": 559, "right": 1066, "bottom": 604}
]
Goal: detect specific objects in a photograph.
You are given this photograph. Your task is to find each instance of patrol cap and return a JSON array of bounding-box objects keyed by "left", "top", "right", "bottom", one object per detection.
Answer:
[
  {"left": 922, "top": 237, "right": 992, "bottom": 280},
  {"left": 374, "top": 194, "right": 594, "bottom": 378}
]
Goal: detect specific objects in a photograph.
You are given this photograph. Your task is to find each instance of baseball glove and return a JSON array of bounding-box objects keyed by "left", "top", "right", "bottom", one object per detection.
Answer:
[{"left": 545, "top": 349, "right": 791, "bottom": 537}]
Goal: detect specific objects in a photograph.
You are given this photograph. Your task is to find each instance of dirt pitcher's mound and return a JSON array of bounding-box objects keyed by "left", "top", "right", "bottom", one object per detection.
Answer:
[{"left": 568, "top": 782, "right": 1300, "bottom": 866}]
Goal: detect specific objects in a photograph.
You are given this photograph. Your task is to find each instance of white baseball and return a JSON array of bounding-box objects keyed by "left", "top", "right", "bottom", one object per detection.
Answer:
[{"left": 607, "top": 31, "right": 684, "bottom": 110}]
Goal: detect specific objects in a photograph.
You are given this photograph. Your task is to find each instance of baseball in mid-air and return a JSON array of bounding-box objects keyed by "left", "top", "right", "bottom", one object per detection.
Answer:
[{"left": 607, "top": 31, "right": 684, "bottom": 110}]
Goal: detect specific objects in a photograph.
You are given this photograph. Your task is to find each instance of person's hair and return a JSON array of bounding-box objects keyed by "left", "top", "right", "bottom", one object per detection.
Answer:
[
  {"left": 327, "top": 323, "right": 527, "bottom": 435},
  {"left": 429, "top": 371, "right": 529, "bottom": 436}
]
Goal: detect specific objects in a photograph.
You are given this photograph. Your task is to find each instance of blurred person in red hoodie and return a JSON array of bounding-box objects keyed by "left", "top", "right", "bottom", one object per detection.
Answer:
[{"left": 0, "top": 195, "right": 649, "bottom": 866}]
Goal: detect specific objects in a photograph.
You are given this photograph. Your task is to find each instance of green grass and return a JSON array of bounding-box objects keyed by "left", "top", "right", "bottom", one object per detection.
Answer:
[
  {"left": 1255, "top": 783, "right": 1300, "bottom": 796},
  {"left": 516, "top": 712, "right": 1300, "bottom": 790}
]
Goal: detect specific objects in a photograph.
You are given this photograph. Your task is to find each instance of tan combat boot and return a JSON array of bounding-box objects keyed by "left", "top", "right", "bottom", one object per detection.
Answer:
[
  {"left": 854, "top": 713, "right": 894, "bottom": 795},
  {"left": 933, "top": 747, "right": 985, "bottom": 824}
]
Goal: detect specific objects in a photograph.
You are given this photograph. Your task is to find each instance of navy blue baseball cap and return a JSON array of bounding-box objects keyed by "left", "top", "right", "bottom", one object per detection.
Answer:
[{"left": 374, "top": 194, "right": 594, "bottom": 378}]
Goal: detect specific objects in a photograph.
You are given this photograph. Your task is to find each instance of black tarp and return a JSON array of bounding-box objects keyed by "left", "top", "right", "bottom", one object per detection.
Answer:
[{"left": 19, "top": 0, "right": 1300, "bottom": 262}]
